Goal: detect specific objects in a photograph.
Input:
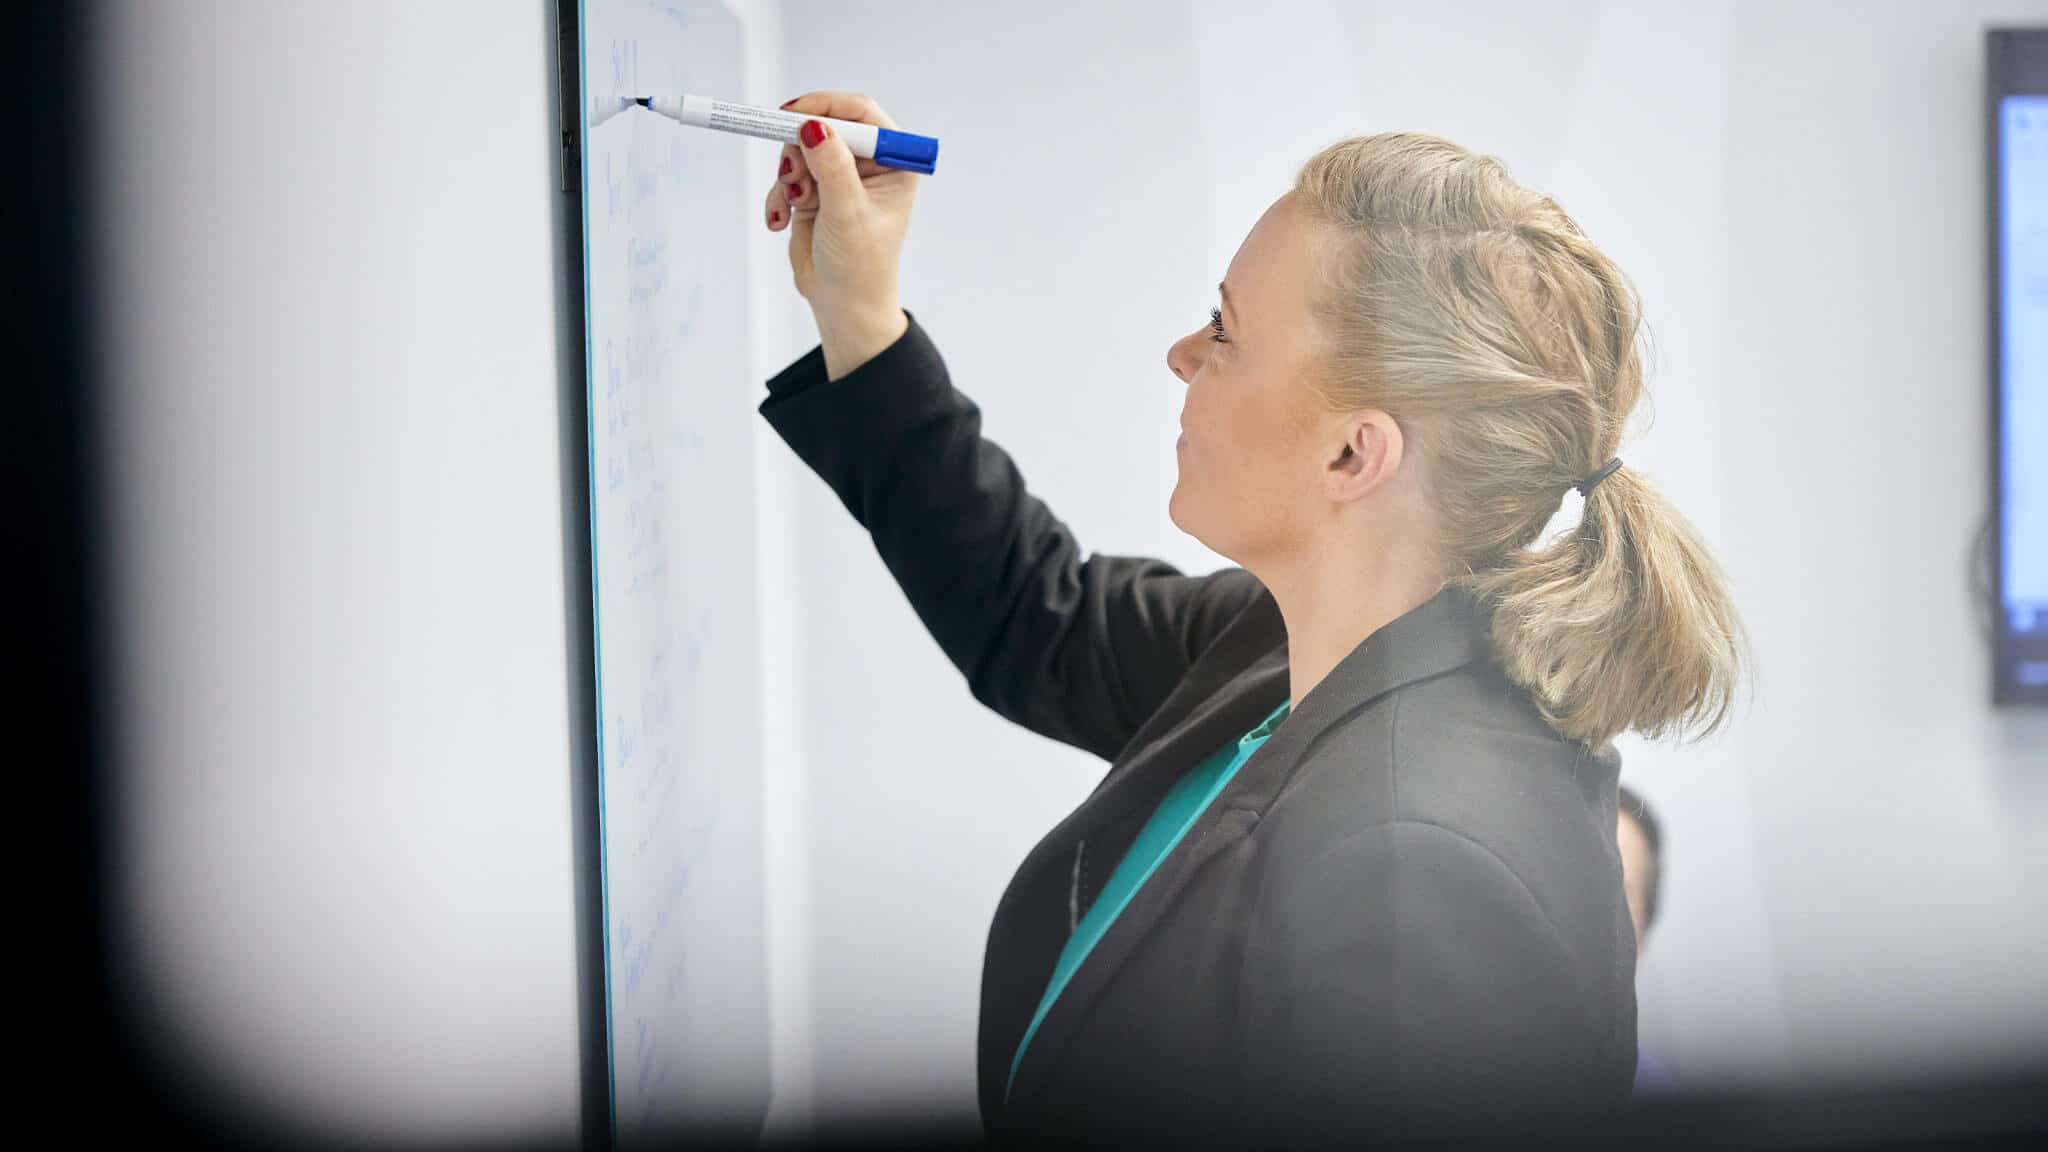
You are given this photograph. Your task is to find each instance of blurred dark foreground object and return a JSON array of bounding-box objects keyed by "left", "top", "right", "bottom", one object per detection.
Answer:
[
  {"left": 764, "top": 1060, "right": 2046, "bottom": 1151},
  {"left": 799, "top": 1063, "right": 2048, "bottom": 1152}
]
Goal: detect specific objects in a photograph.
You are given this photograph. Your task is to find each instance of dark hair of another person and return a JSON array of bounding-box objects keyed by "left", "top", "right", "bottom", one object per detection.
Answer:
[{"left": 1617, "top": 782, "right": 1663, "bottom": 933}]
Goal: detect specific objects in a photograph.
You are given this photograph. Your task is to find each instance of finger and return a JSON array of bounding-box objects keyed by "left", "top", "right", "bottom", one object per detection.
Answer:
[
  {"left": 779, "top": 142, "right": 808, "bottom": 185},
  {"left": 783, "top": 140, "right": 889, "bottom": 184},
  {"left": 764, "top": 182, "right": 790, "bottom": 231},
  {"left": 781, "top": 173, "right": 813, "bottom": 213},
  {"left": 789, "top": 208, "right": 813, "bottom": 264},
  {"left": 777, "top": 90, "right": 898, "bottom": 131},
  {"left": 796, "top": 119, "right": 862, "bottom": 219}
]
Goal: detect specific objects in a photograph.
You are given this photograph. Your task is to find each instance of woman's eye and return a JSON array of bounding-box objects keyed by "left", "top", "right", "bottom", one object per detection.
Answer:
[{"left": 1208, "top": 306, "right": 1229, "bottom": 343}]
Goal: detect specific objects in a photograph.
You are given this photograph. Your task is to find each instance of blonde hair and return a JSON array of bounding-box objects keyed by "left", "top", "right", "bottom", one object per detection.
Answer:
[{"left": 1293, "top": 132, "right": 1742, "bottom": 747}]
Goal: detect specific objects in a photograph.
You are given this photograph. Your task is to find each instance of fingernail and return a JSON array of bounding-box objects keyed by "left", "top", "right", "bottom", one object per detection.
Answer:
[
  {"left": 800, "top": 119, "right": 826, "bottom": 149},
  {"left": 770, "top": 210, "right": 781, "bottom": 223},
  {"left": 780, "top": 98, "right": 797, "bottom": 109},
  {"left": 779, "top": 156, "right": 792, "bottom": 176},
  {"left": 785, "top": 182, "right": 802, "bottom": 200}
]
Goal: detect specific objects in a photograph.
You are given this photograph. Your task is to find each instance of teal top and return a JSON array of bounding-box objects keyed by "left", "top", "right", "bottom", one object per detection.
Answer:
[{"left": 1007, "top": 698, "right": 1293, "bottom": 1100}]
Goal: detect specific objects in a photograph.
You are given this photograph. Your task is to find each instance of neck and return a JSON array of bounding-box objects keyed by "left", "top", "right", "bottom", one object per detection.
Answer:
[{"left": 1256, "top": 529, "right": 1443, "bottom": 706}]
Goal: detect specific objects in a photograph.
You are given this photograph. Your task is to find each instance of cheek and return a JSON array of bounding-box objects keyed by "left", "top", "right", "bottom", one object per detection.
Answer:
[
  {"left": 1233, "top": 388, "right": 1306, "bottom": 479},
  {"left": 1187, "top": 375, "right": 1273, "bottom": 472},
  {"left": 1186, "top": 369, "right": 1248, "bottom": 441},
  {"left": 1191, "top": 359, "right": 1311, "bottom": 458}
]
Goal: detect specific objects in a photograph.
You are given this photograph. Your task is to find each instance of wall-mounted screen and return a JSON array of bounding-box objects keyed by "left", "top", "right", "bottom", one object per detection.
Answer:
[{"left": 1994, "top": 29, "right": 2048, "bottom": 706}]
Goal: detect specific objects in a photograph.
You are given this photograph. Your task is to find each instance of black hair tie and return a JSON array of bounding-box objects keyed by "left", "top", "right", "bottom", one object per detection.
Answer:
[{"left": 1575, "top": 457, "right": 1623, "bottom": 497}]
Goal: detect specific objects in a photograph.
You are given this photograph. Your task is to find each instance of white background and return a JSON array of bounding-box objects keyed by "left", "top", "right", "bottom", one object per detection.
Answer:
[{"left": 90, "top": 1, "right": 2048, "bottom": 1146}]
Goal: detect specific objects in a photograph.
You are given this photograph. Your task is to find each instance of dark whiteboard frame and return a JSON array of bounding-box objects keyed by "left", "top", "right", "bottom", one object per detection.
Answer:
[
  {"left": 551, "top": 0, "right": 615, "bottom": 1146},
  {"left": 1990, "top": 26, "right": 2048, "bottom": 707}
]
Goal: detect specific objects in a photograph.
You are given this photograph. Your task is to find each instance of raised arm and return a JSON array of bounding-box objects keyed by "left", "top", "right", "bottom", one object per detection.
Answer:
[
  {"left": 760, "top": 90, "right": 1260, "bottom": 760},
  {"left": 760, "top": 313, "right": 1260, "bottom": 761}
]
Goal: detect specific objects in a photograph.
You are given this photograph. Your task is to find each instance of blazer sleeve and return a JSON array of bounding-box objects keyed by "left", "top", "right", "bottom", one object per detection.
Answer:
[
  {"left": 1236, "top": 820, "right": 1620, "bottom": 1145},
  {"left": 758, "top": 312, "right": 1263, "bottom": 762}
]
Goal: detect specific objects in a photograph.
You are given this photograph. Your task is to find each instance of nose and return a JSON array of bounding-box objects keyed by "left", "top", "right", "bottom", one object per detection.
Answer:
[{"left": 1166, "top": 327, "right": 1205, "bottom": 385}]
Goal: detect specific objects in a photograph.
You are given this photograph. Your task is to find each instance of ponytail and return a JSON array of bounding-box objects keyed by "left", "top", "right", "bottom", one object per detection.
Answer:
[
  {"left": 1466, "top": 465, "right": 1742, "bottom": 747},
  {"left": 1294, "top": 132, "right": 1745, "bottom": 747}
]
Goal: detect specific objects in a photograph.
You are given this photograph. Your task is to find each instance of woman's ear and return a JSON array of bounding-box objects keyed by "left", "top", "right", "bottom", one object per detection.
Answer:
[{"left": 1325, "top": 410, "right": 1404, "bottom": 504}]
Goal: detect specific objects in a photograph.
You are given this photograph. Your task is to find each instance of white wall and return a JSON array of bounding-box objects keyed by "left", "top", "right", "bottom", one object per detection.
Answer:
[
  {"left": 1712, "top": 0, "right": 2048, "bottom": 1088},
  {"left": 92, "top": 1, "right": 582, "bottom": 1144},
  {"left": 767, "top": 0, "right": 2048, "bottom": 1131}
]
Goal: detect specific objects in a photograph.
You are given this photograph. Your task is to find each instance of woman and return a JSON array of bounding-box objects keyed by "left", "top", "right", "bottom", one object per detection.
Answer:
[{"left": 760, "top": 92, "right": 1741, "bottom": 1148}]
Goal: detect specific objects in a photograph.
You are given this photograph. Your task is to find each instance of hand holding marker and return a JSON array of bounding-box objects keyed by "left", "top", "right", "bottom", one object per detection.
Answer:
[{"left": 608, "top": 90, "right": 928, "bottom": 379}]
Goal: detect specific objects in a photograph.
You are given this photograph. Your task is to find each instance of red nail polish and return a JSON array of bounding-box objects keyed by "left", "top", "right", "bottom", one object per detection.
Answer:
[
  {"left": 780, "top": 98, "right": 797, "bottom": 109},
  {"left": 785, "top": 182, "right": 802, "bottom": 199},
  {"left": 779, "top": 156, "right": 791, "bottom": 176},
  {"left": 800, "top": 119, "right": 826, "bottom": 149},
  {"left": 770, "top": 210, "right": 781, "bottom": 223}
]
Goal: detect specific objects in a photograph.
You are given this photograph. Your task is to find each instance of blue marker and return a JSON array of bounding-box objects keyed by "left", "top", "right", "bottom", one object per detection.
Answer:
[{"left": 622, "top": 94, "right": 938, "bottom": 175}]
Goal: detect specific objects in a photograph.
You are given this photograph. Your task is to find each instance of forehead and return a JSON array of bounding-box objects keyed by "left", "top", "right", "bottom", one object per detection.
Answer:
[{"left": 1223, "top": 193, "right": 1324, "bottom": 321}]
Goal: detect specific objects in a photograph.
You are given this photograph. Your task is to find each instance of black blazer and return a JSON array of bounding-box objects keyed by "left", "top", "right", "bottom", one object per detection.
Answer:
[{"left": 760, "top": 314, "right": 1637, "bottom": 1148}]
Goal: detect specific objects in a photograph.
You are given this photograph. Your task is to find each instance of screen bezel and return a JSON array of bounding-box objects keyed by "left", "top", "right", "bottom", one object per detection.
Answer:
[
  {"left": 550, "top": 0, "right": 615, "bottom": 1146},
  {"left": 1991, "top": 27, "right": 2048, "bottom": 707}
]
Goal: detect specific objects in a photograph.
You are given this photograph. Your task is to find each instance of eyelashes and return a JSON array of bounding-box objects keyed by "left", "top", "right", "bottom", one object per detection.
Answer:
[{"left": 1209, "top": 306, "right": 1229, "bottom": 343}]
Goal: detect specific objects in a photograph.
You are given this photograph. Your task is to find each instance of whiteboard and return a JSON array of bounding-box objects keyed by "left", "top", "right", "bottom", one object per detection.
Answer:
[{"left": 577, "top": 0, "right": 769, "bottom": 1144}]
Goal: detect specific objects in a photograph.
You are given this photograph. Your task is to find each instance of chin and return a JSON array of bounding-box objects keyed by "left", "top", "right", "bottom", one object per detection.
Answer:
[{"left": 1167, "top": 487, "right": 1223, "bottom": 557}]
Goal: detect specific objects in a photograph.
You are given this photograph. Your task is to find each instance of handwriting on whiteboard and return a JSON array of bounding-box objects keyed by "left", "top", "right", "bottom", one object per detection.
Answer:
[{"left": 583, "top": 0, "right": 768, "bottom": 1142}]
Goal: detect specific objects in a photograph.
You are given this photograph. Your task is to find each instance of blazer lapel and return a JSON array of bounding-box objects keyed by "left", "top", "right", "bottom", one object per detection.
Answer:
[
  {"left": 989, "top": 590, "right": 1289, "bottom": 907},
  {"left": 1000, "top": 586, "right": 1492, "bottom": 1113}
]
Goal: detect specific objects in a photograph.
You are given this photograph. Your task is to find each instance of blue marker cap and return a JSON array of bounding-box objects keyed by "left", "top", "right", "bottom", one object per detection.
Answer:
[{"left": 874, "top": 128, "right": 939, "bottom": 175}]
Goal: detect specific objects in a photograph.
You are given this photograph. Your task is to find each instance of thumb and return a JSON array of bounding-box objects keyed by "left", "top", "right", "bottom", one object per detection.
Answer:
[{"left": 797, "top": 119, "right": 864, "bottom": 219}]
